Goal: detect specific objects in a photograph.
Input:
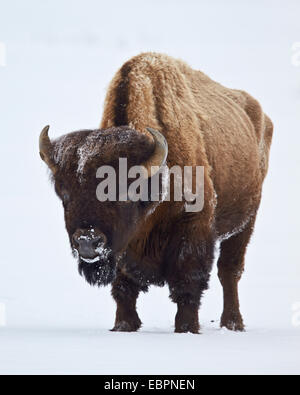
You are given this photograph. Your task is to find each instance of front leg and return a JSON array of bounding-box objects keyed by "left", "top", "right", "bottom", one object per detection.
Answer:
[
  {"left": 111, "top": 272, "right": 142, "bottom": 332},
  {"left": 174, "top": 293, "right": 201, "bottom": 334},
  {"left": 166, "top": 235, "right": 215, "bottom": 334}
]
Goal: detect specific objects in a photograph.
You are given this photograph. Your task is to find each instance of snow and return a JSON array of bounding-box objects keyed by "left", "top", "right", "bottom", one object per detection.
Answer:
[
  {"left": 0, "top": 325, "right": 299, "bottom": 375},
  {"left": 219, "top": 212, "right": 254, "bottom": 242},
  {"left": 77, "top": 133, "right": 101, "bottom": 177},
  {"left": 0, "top": 0, "right": 300, "bottom": 375},
  {"left": 53, "top": 135, "right": 68, "bottom": 166},
  {"left": 80, "top": 256, "right": 100, "bottom": 264},
  {"left": 96, "top": 245, "right": 112, "bottom": 261}
]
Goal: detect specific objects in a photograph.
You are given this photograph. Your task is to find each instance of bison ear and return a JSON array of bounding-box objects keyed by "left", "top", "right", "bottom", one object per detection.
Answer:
[
  {"left": 39, "top": 125, "right": 58, "bottom": 174},
  {"left": 141, "top": 128, "right": 168, "bottom": 178}
]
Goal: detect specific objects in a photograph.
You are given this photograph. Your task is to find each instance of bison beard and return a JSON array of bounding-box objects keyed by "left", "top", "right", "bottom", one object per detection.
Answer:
[{"left": 77, "top": 252, "right": 116, "bottom": 286}]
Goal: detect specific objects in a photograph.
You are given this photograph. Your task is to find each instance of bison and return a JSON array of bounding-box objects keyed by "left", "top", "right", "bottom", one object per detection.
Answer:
[{"left": 39, "top": 53, "right": 273, "bottom": 333}]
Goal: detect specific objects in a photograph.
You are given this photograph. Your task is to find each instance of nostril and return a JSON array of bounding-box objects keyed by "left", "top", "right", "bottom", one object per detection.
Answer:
[
  {"left": 91, "top": 234, "right": 107, "bottom": 248},
  {"left": 91, "top": 237, "right": 100, "bottom": 248},
  {"left": 99, "top": 234, "right": 107, "bottom": 245}
]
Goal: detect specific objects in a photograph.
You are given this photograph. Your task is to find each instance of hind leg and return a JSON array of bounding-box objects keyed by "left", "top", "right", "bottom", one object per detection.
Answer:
[{"left": 218, "top": 217, "right": 256, "bottom": 331}]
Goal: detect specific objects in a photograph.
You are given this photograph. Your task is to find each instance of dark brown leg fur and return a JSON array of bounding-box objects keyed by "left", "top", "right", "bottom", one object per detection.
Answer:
[
  {"left": 111, "top": 274, "right": 142, "bottom": 332},
  {"left": 218, "top": 217, "right": 256, "bottom": 332},
  {"left": 175, "top": 301, "right": 200, "bottom": 334},
  {"left": 167, "top": 237, "right": 215, "bottom": 334}
]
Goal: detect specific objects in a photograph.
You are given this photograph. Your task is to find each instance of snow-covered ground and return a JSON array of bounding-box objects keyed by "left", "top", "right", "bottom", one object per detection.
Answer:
[{"left": 0, "top": 0, "right": 300, "bottom": 375}]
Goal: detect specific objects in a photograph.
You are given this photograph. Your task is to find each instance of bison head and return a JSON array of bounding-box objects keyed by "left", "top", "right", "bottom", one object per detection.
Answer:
[{"left": 39, "top": 125, "right": 168, "bottom": 286}]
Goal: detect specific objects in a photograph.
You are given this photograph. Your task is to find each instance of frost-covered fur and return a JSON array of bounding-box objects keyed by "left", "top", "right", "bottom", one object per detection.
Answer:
[{"left": 41, "top": 53, "right": 273, "bottom": 333}]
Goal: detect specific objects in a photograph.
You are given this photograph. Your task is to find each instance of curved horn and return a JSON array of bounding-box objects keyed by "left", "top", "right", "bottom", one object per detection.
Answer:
[
  {"left": 39, "top": 125, "right": 57, "bottom": 173},
  {"left": 142, "top": 128, "right": 168, "bottom": 178}
]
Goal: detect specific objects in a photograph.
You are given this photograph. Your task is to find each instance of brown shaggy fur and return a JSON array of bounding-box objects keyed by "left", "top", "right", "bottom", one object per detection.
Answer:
[
  {"left": 101, "top": 53, "right": 272, "bottom": 332},
  {"left": 41, "top": 52, "right": 273, "bottom": 333}
]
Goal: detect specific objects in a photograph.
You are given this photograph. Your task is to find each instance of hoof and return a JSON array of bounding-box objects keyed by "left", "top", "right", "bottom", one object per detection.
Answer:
[
  {"left": 221, "top": 312, "right": 245, "bottom": 332},
  {"left": 111, "top": 319, "right": 142, "bottom": 333},
  {"left": 175, "top": 323, "right": 200, "bottom": 334}
]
